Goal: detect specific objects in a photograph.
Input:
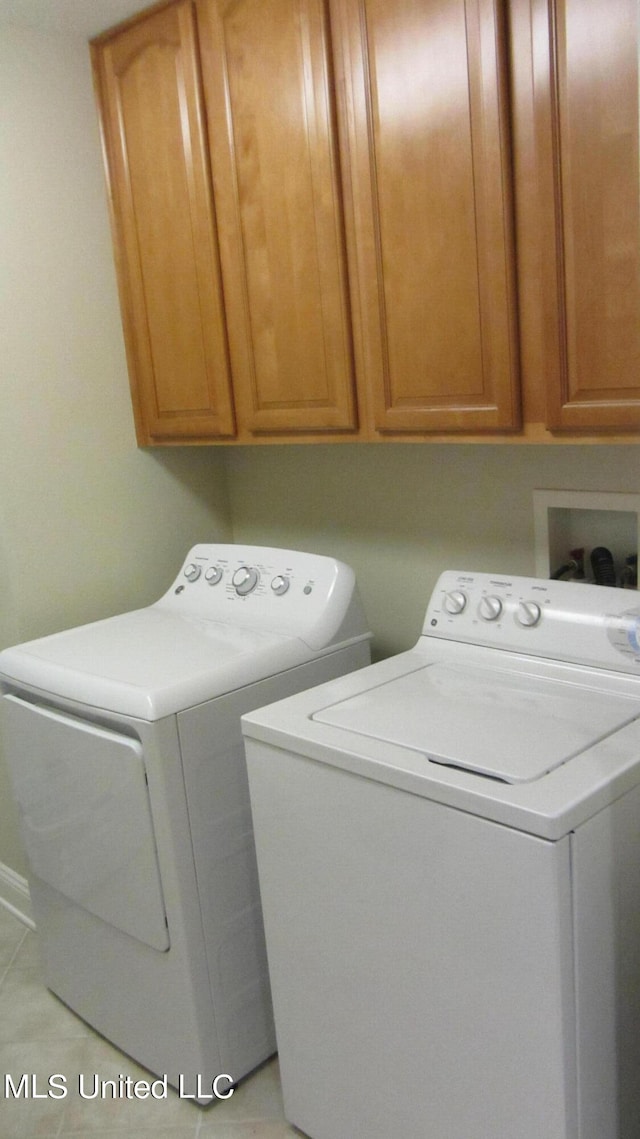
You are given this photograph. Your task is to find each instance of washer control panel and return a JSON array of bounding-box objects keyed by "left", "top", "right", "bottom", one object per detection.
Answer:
[
  {"left": 438, "top": 579, "right": 546, "bottom": 632},
  {"left": 425, "top": 570, "right": 640, "bottom": 673},
  {"left": 156, "top": 544, "right": 369, "bottom": 652}
]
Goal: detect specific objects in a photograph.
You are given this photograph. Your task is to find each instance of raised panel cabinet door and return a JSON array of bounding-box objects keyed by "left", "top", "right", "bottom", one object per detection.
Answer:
[
  {"left": 197, "top": 0, "right": 358, "bottom": 436},
  {"left": 91, "top": 1, "right": 235, "bottom": 443},
  {"left": 534, "top": 0, "right": 640, "bottom": 431},
  {"left": 332, "top": 0, "right": 520, "bottom": 433}
]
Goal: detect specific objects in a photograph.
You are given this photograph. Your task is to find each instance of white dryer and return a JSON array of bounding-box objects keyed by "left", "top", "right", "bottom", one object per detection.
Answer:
[
  {"left": 242, "top": 571, "right": 640, "bottom": 1139},
  {"left": 0, "top": 544, "right": 370, "bottom": 1098}
]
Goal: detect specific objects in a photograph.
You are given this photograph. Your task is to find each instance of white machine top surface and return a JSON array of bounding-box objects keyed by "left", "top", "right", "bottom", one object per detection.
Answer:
[
  {"left": 243, "top": 571, "right": 640, "bottom": 839},
  {"left": 0, "top": 545, "right": 369, "bottom": 720},
  {"left": 312, "top": 662, "right": 639, "bottom": 783}
]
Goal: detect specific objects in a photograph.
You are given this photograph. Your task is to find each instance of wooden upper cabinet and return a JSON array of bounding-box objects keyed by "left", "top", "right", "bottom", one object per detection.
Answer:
[
  {"left": 91, "top": 1, "right": 235, "bottom": 443},
  {"left": 92, "top": 0, "right": 640, "bottom": 445},
  {"left": 331, "top": 0, "right": 521, "bottom": 434},
  {"left": 533, "top": 0, "right": 640, "bottom": 432},
  {"left": 196, "top": 0, "right": 358, "bottom": 435}
]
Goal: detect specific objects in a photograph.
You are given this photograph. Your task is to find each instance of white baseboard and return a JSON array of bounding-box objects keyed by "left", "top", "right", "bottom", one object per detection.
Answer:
[{"left": 0, "top": 861, "right": 34, "bottom": 929}]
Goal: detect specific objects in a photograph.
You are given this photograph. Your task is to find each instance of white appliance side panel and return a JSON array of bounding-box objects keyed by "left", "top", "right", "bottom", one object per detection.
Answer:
[
  {"left": 1, "top": 694, "right": 169, "bottom": 951},
  {"left": 246, "top": 741, "right": 577, "bottom": 1139},
  {"left": 177, "top": 643, "right": 371, "bottom": 1079},
  {"left": 572, "top": 784, "right": 640, "bottom": 1139}
]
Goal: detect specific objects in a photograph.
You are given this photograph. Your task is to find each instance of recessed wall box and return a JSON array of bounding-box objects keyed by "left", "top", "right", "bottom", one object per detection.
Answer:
[{"left": 533, "top": 490, "right": 640, "bottom": 586}]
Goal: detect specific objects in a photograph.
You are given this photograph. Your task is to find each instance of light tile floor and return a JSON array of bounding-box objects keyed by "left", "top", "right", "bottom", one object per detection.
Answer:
[{"left": 0, "top": 906, "right": 302, "bottom": 1139}]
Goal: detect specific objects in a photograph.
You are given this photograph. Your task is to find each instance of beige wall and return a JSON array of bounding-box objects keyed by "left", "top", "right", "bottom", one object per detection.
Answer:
[
  {"left": 0, "top": 23, "right": 230, "bottom": 877},
  {"left": 226, "top": 444, "right": 640, "bottom": 658}
]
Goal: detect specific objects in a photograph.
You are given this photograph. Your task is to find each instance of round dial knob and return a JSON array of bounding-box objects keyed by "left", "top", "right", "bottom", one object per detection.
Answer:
[
  {"left": 516, "top": 600, "right": 542, "bottom": 628},
  {"left": 232, "top": 566, "right": 259, "bottom": 596},
  {"left": 271, "top": 575, "right": 290, "bottom": 596},
  {"left": 478, "top": 595, "right": 503, "bottom": 622},
  {"left": 205, "top": 565, "right": 223, "bottom": 586},
  {"left": 443, "top": 590, "right": 467, "bottom": 615},
  {"left": 184, "top": 563, "right": 201, "bottom": 583}
]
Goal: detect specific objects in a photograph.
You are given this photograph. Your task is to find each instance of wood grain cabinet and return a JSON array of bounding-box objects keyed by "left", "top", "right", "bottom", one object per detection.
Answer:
[
  {"left": 533, "top": 0, "right": 640, "bottom": 432},
  {"left": 196, "top": 0, "right": 358, "bottom": 436},
  {"left": 92, "top": 0, "right": 640, "bottom": 443},
  {"left": 332, "top": 0, "right": 521, "bottom": 433},
  {"left": 91, "top": 2, "right": 235, "bottom": 444}
]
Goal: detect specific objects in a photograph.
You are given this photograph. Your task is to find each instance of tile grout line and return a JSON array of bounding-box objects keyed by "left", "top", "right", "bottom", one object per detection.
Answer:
[{"left": 0, "top": 925, "right": 28, "bottom": 990}]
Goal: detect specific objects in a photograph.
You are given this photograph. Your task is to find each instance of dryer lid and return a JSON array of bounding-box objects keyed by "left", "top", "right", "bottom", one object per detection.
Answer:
[
  {"left": 0, "top": 608, "right": 303, "bottom": 720},
  {"left": 311, "top": 663, "right": 640, "bottom": 783}
]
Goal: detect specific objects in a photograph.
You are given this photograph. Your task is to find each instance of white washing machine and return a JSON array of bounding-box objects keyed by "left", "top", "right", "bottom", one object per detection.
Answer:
[
  {"left": 242, "top": 571, "right": 640, "bottom": 1139},
  {"left": 0, "top": 544, "right": 370, "bottom": 1097}
]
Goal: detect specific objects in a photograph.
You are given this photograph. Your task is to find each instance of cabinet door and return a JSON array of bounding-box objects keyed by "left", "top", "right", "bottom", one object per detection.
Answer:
[
  {"left": 332, "top": 0, "right": 520, "bottom": 434},
  {"left": 534, "top": 0, "right": 640, "bottom": 432},
  {"left": 197, "top": 0, "right": 358, "bottom": 436},
  {"left": 91, "top": 2, "right": 235, "bottom": 443}
]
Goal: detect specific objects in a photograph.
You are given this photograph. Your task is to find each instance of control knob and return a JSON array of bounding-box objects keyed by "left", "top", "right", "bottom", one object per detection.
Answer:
[
  {"left": 516, "top": 601, "right": 542, "bottom": 628},
  {"left": 205, "top": 565, "right": 223, "bottom": 586},
  {"left": 478, "top": 595, "right": 503, "bottom": 622},
  {"left": 184, "top": 563, "right": 201, "bottom": 583},
  {"left": 443, "top": 590, "right": 467, "bottom": 615},
  {"left": 232, "top": 566, "right": 259, "bottom": 596},
  {"left": 271, "top": 575, "right": 290, "bottom": 596}
]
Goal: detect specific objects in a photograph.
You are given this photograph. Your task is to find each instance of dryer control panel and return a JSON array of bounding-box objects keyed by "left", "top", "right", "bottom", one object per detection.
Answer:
[
  {"left": 157, "top": 544, "right": 370, "bottom": 652},
  {"left": 424, "top": 571, "right": 640, "bottom": 674}
]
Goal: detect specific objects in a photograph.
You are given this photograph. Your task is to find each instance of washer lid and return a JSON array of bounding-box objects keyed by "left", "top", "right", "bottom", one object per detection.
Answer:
[{"left": 311, "top": 663, "right": 640, "bottom": 783}]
